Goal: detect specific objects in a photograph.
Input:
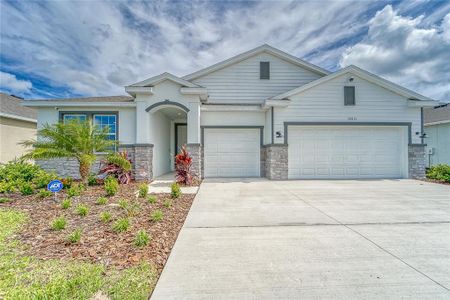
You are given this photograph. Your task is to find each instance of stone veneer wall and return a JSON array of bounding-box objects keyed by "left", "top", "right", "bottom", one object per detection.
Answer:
[
  {"left": 260, "top": 147, "right": 266, "bottom": 178},
  {"left": 187, "top": 144, "right": 202, "bottom": 179},
  {"left": 408, "top": 144, "right": 426, "bottom": 179},
  {"left": 264, "top": 144, "right": 288, "bottom": 180},
  {"left": 36, "top": 143, "right": 154, "bottom": 181}
]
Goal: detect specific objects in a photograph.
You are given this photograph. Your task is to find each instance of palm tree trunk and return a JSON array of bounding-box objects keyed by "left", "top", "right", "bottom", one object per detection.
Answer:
[{"left": 79, "top": 161, "right": 91, "bottom": 184}]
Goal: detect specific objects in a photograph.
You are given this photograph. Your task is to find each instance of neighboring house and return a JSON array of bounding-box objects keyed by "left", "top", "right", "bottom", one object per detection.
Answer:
[
  {"left": 424, "top": 104, "right": 450, "bottom": 167},
  {"left": 23, "top": 44, "right": 437, "bottom": 180},
  {"left": 0, "top": 93, "right": 37, "bottom": 163}
]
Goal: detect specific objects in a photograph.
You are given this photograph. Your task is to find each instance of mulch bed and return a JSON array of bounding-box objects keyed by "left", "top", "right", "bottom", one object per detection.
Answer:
[
  {"left": 420, "top": 178, "right": 450, "bottom": 185},
  {"left": 0, "top": 182, "right": 195, "bottom": 272}
]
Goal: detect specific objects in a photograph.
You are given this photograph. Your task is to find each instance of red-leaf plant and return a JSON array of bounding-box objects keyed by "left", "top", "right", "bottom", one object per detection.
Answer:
[
  {"left": 99, "top": 151, "right": 132, "bottom": 184},
  {"left": 175, "top": 145, "right": 194, "bottom": 185}
]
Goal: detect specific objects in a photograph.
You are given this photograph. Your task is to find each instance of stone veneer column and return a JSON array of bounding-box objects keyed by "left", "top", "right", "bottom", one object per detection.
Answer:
[
  {"left": 186, "top": 143, "right": 202, "bottom": 179},
  {"left": 408, "top": 144, "right": 426, "bottom": 179},
  {"left": 132, "top": 144, "right": 154, "bottom": 181},
  {"left": 264, "top": 144, "right": 288, "bottom": 180}
]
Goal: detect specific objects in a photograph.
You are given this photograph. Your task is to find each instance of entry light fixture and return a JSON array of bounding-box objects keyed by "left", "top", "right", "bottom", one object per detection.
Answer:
[{"left": 276, "top": 131, "right": 283, "bottom": 138}]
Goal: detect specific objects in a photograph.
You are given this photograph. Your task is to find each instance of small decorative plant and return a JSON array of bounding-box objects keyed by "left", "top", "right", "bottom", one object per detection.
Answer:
[
  {"left": 96, "top": 197, "right": 108, "bottom": 205},
  {"left": 171, "top": 182, "right": 181, "bottom": 199},
  {"left": 112, "top": 217, "right": 129, "bottom": 233},
  {"left": 76, "top": 204, "right": 89, "bottom": 216},
  {"left": 88, "top": 174, "right": 97, "bottom": 186},
  {"left": 118, "top": 199, "right": 129, "bottom": 210},
  {"left": 150, "top": 210, "right": 163, "bottom": 222},
  {"left": 147, "top": 195, "right": 157, "bottom": 204},
  {"left": 134, "top": 230, "right": 151, "bottom": 247},
  {"left": 37, "top": 189, "right": 52, "bottom": 199},
  {"left": 67, "top": 229, "right": 81, "bottom": 244},
  {"left": 100, "top": 211, "right": 112, "bottom": 223},
  {"left": 164, "top": 199, "right": 172, "bottom": 208},
  {"left": 174, "top": 145, "right": 194, "bottom": 185},
  {"left": 67, "top": 184, "right": 82, "bottom": 198},
  {"left": 0, "top": 197, "right": 10, "bottom": 203},
  {"left": 138, "top": 183, "right": 148, "bottom": 198},
  {"left": 19, "top": 182, "right": 34, "bottom": 196},
  {"left": 104, "top": 176, "right": 119, "bottom": 196},
  {"left": 61, "top": 198, "right": 71, "bottom": 209},
  {"left": 99, "top": 152, "right": 132, "bottom": 184},
  {"left": 51, "top": 216, "right": 67, "bottom": 230}
]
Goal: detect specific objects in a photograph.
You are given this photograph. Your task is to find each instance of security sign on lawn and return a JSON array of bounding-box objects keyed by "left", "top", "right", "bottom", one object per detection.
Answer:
[{"left": 47, "top": 179, "right": 63, "bottom": 202}]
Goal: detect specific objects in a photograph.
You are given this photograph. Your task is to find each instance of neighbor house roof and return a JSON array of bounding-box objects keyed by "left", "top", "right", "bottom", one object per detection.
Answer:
[
  {"left": 0, "top": 93, "right": 37, "bottom": 122},
  {"left": 22, "top": 95, "right": 136, "bottom": 107},
  {"left": 270, "top": 65, "right": 434, "bottom": 103},
  {"left": 424, "top": 103, "right": 450, "bottom": 125},
  {"left": 182, "top": 44, "right": 330, "bottom": 81}
]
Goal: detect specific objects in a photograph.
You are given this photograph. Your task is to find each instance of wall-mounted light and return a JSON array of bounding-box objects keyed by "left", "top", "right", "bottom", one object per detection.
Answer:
[
  {"left": 348, "top": 77, "right": 354, "bottom": 83},
  {"left": 276, "top": 131, "right": 283, "bottom": 138}
]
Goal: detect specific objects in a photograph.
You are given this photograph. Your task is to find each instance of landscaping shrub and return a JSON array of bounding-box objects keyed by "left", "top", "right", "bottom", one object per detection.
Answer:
[
  {"left": 19, "top": 182, "right": 34, "bottom": 196},
  {"left": 100, "top": 211, "right": 112, "bottom": 223},
  {"left": 426, "top": 164, "right": 450, "bottom": 182},
  {"left": 88, "top": 173, "right": 97, "bottom": 186},
  {"left": 61, "top": 198, "right": 71, "bottom": 209},
  {"left": 147, "top": 195, "right": 157, "bottom": 204},
  {"left": 104, "top": 176, "right": 119, "bottom": 196},
  {"left": 67, "top": 229, "right": 81, "bottom": 244},
  {"left": 99, "top": 152, "right": 132, "bottom": 184},
  {"left": 138, "top": 183, "right": 148, "bottom": 198},
  {"left": 37, "top": 189, "right": 52, "bottom": 199},
  {"left": 67, "top": 184, "right": 82, "bottom": 198},
  {"left": 112, "top": 218, "right": 129, "bottom": 233},
  {"left": 76, "top": 204, "right": 89, "bottom": 217},
  {"left": 0, "top": 197, "right": 10, "bottom": 203},
  {"left": 174, "top": 145, "right": 194, "bottom": 185},
  {"left": 171, "top": 182, "right": 181, "bottom": 199},
  {"left": 96, "top": 197, "right": 108, "bottom": 205},
  {"left": 150, "top": 210, "right": 163, "bottom": 222},
  {"left": 134, "top": 230, "right": 151, "bottom": 247},
  {"left": 118, "top": 199, "right": 129, "bottom": 210},
  {"left": 51, "top": 216, "right": 66, "bottom": 230},
  {"left": 61, "top": 177, "right": 73, "bottom": 189},
  {"left": 164, "top": 199, "right": 172, "bottom": 208},
  {"left": 126, "top": 203, "right": 140, "bottom": 217}
]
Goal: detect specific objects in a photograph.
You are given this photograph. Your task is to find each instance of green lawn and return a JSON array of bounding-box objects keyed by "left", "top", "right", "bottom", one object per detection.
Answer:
[{"left": 0, "top": 208, "right": 157, "bottom": 299}]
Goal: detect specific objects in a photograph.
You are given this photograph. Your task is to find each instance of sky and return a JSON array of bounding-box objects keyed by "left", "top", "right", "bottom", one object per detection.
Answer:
[{"left": 0, "top": 0, "right": 449, "bottom": 101}]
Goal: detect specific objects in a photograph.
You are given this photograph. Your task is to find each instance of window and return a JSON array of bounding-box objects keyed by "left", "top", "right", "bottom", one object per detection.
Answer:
[
  {"left": 260, "top": 61, "right": 270, "bottom": 79},
  {"left": 344, "top": 86, "right": 355, "bottom": 106},
  {"left": 63, "top": 114, "right": 87, "bottom": 123},
  {"left": 93, "top": 114, "right": 117, "bottom": 142}
]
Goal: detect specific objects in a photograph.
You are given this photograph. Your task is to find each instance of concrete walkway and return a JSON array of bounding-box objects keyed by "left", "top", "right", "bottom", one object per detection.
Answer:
[
  {"left": 151, "top": 179, "right": 450, "bottom": 299},
  {"left": 149, "top": 172, "right": 198, "bottom": 194}
]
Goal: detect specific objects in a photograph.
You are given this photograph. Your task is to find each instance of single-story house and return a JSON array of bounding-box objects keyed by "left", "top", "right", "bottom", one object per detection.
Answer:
[
  {"left": 424, "top": 103, "right": 450, "bottom": 167},
  {"left": 1, "top": 93, "right": 37, "bottom": 163},
  {"left": 23, "top": 44, "right": 437, "bottom": 180}
]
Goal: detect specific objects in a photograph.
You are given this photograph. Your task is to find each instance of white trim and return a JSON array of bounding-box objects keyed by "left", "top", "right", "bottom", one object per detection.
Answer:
[
  {"left": 424, "top": 120, "right": 450, "bottom": 126},
  {"left": 22, "top": 101, "right": 136, "bottom": 108},
  {"left": 407, "top": 100, "right": 438, "bottom": 107},
  {"left": 183, "top": 44, "right": 330, "bottom": 81},
  {"left": 263, "top": 99, "right": 291, "bottom": 108},
  {"left": 271, "top": 65, "right": 434, "bottom": 102},
  {"left": 0, "top": 112, "right": 37, "bottom": 123},
  {"left": 201, "top": 104, "right": 264, "bottom": 112},
  {"left": 129, "top": 72, "right": 200, "bottom": 88},
  {"left": 180, "top": 87, "right": 208, "bottom": 101},
  {"left": 125, "top": 86, "right": 153, "bottom": 96}
]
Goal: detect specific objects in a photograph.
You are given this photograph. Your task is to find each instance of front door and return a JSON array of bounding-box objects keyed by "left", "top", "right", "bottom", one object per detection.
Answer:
[{"left": 175, "top": 124, "right": 187, "bottom": 153}]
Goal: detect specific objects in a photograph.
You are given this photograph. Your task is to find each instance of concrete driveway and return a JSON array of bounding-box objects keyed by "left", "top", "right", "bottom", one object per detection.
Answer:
[{"left": 151, "top": 179, "right": 450, "bottom": 299}]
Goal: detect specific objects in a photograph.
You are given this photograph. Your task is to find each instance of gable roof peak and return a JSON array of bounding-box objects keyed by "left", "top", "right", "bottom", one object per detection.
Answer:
[{"left": 129, "top": 72, "right": 200, "bottom": 88}]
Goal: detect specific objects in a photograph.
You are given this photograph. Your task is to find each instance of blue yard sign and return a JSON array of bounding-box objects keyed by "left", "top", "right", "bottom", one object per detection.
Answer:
[{"left": 47, "top": 180, "right": 63, "bottom": 193}]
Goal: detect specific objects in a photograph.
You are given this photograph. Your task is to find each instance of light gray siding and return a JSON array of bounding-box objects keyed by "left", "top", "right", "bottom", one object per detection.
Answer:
[
  {"left": 425, "top": 123, "right": 450, "bottom": 166},
  {"left": 273, "top": 73, "right": 422, "bottom": 144},
  {"left": 192, "top": 53, "right": 322, "bottom": 104}
]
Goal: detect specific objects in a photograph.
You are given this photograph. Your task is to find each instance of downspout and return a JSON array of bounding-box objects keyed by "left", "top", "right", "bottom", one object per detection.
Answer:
[{"left": 271, "top": 107, "right": 274, "bottom": 144}]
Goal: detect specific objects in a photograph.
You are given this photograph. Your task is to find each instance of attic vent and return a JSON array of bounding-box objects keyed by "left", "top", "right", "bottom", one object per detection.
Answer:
[
  {"left": 260, "top": 62, "right": 270, "bottom": 79},
  {"left": 344, "top": 86, "right": 355, "bottom": 106}
]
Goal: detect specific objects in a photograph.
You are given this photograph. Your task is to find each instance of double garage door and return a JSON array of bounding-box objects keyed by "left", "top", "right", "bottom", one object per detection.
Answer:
[{"left": 203, "top": 126, "right": 407, "bottom": 179}]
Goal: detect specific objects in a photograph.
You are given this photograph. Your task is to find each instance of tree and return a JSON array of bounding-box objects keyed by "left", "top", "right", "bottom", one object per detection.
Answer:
[{"left": 22, "top": 120, "right": 116, "bottom": 184}]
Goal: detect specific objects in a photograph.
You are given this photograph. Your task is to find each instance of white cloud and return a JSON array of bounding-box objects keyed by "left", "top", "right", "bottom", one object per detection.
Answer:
[
  {"left": 340, "top": 5, "right": 450, "bottom": 101},
  {"left": 0, "top": 71, "right": 32, "bottom": 93}
]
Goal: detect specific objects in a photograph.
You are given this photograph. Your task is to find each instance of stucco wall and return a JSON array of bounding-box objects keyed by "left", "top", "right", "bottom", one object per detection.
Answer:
[
  {"left": 151, "top": 111, "right": 171, "bottom": 177},
  {"left": 0, "top": 116, "right": 36, "bottom": 163}
]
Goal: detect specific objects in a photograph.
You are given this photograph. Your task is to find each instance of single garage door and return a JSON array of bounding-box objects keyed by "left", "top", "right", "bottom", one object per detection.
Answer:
[
  {"left": 288, "top": 126, "right": 407, "bottom": 179},
  {"left": 204, "top": 128, "right": 260, "bottom": 177}
]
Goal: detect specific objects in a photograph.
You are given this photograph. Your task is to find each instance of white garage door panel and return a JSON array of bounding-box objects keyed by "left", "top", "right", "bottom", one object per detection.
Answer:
[
  {"left": 288, "top": 126, "right": 407, "bottom": 179},
  {"left": 204, "top": 128, "right": 260, "bottom": 177}
]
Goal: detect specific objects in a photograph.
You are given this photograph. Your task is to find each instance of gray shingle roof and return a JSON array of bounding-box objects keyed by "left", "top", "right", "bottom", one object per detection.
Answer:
[
  {"left": 0, "top": 93, "right": 37, "bottom": 120},
  {"left": 424, "top": 104, "right": 450, "bottom": 125},
  {"left": 30, "top": 95, "right": 134, "bottom": 102}
]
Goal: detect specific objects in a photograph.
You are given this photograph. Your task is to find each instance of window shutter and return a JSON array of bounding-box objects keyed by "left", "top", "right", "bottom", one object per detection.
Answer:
[
  {"left": 344, "top": 86, "right": 355, "bottom": 106},
  {"left": 260, "top": 62, "right": 270, "bottom": 79}
]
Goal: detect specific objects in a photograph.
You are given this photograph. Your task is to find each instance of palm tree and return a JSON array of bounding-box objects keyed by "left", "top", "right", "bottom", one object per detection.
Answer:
[{"left": 22, "top": 120, "right": 116, "bottom": 184}]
